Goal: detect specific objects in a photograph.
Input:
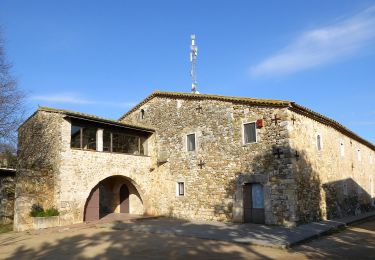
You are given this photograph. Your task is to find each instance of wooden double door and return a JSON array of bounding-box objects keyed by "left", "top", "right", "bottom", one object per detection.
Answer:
[
  {"left": 84, "top": 183, "right": 130, "bottom": 222},
  {"left": 243, "top": 183, "right": 265, "bottom": 224}
]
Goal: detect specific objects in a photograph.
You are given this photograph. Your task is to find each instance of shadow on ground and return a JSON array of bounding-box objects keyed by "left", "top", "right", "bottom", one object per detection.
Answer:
[
  {"left": 294, "top": 219, "right": 375, "bottom": 259},
  {"left": 1, "top": 217, "right": 375, "bottom": 259}
]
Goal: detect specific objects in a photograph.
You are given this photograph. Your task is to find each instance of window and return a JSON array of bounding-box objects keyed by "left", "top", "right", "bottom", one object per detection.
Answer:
[
  {"left": 112, "top": 132, "right": 140, "bottom": 154},
  {"left": 340, "top": 142, "right": 345, "bottom": 157},
  {"left": 103, "top": 130, "right": 112, "bottom": 152},
  {"left": 71, "top": 123, "right": 148, "bottom": 155},
  {"left": 357, "top": 149, "right": 361, "bottom": 161},
  {"left": 71, "top": 125, "right": 81, "bottom": 148},
  {"left": 316, "top": 134, "right": 322, "bottom": 151},
  {"left": 70, "top": 125, "right": 96, "bottom": 150},
  {"left": 187, "top": 134, "right": 196, "bottom": 151},
  {"left": 82, "top": 127, "right": 97, "bottom": 150},
  {"left": 140, "top": 109, "right": 145, "bottom": 120},
  {"left": 177, "top": 182, "right": 184, "bottom": 196},
  {"left": 243, "top": 122, "right": 257, "bottom": 144},
  {"left": 370, "top": 155, "right": 373, "bottom": 165}
]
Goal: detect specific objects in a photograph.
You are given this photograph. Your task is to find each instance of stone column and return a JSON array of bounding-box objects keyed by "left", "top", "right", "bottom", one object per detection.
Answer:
[{"left": 97, "top": 129, "right": 103, "bottom": 152}]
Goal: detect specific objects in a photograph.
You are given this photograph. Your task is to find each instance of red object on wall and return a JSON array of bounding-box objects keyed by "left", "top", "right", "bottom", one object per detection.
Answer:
[{"left": 256, "top": 119, "right": 265, "bottom": 128}]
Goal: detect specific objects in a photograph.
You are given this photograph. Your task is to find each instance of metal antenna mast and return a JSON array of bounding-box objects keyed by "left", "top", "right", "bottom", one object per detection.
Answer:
[{"left": 190, "top": 34, "right": 199, "bottom": 94}]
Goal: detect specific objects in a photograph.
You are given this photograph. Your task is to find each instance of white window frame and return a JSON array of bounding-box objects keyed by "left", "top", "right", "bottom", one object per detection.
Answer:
[
  {"left": 242, "top": 121, "right": 257, "bottom": 145},
  {"left": 176, "top": 181, "right": 185, "bottom": 197},
  {"left": 316, "top": 133, "right": 323, "bottom": 151},
  {"left": 186, "top": 133, "right": 197, "bottom": 152}
]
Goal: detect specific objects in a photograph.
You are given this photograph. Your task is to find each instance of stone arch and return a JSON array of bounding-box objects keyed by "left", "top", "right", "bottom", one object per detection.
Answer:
[{"left": 83, "top": 175, "right": 145, "bottom": 222}]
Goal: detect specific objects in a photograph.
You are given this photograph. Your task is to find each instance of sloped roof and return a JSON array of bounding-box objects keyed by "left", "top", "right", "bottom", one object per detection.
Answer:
[
  {"left": 119, "top": 91, "right": 375, "bottom": 151},
  {"left": 119, "top": 91, "right": 291, "bottom": 120},
  {"left": 21, "top": 107, "right": 155, "bottom": 133}
]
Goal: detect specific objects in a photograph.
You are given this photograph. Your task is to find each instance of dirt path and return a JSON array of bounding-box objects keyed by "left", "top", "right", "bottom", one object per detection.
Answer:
[{"left": 0, "top": 219, "right": 374, "bottom": 259}]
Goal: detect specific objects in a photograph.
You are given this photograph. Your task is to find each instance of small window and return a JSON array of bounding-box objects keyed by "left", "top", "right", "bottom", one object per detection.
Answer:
[
  {"left": 140, "top": 109, "right": 145, "bottom": 120},
  {"left": 370, "top": 155, "right": 373, "bottom": 164},
  {"left": 177, "top": 182, "right": 184, "bottom": 196},
  {"left": 243, "top": 122, "right": 257, "bottom": 144},
  {"left": 340, "top": 142, "right": 345, "bottom": 157},
  {"left": 357, "top": 149, "right": 361, "bottom": 161},
  {"left": 316, "top": 134, "right": 322, "bottom": 151},
  {"left": 187, "top": 134, "right": 196, "bottom": 151}
]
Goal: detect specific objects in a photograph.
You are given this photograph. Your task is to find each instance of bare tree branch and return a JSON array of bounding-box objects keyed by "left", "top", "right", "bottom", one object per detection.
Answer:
[{"left": 0, "top": 30, "right": 25, "bottom": 147}]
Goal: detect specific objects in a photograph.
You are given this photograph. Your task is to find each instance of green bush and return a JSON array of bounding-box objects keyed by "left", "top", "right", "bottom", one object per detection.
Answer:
[
  {"left": 29, "top": 204, "right": 59, "bottom": 217},
  {"left": 45, "top": 207, "right": 60, "bottom": 217},
  {"left": 30, "top": 204, "right": 44, "bottom": 217}
]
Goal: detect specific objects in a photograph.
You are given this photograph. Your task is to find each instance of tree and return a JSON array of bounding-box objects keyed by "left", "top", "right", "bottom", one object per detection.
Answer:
[{"left": 0, "top": 31, "right": 24, "bottom": 147}]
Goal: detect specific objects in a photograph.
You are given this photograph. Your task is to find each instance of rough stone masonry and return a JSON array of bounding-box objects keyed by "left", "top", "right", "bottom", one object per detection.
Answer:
[{"left": 13, "top": 91, "right": 375, "bottom": 231}]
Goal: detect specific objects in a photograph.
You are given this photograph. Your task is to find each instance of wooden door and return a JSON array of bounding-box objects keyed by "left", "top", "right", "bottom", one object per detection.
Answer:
[
  {"left": 84, "top": 185, "right": 100, "bottom": 222},
  {"left": 120, "top": 184, "right": 129, "bottom": 213},
  {"left": 243, "top": 183, "right": 265, "bottom": 224}
]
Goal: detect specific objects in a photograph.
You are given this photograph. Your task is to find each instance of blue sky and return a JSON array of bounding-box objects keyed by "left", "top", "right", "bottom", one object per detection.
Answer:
[{"left": 0, "top": 0, "right": 374, "bottom": 143}]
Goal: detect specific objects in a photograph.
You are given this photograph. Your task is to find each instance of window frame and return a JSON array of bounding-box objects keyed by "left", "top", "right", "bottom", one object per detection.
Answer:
[
  {"left": 70, "top": 121, "right": 148, "bottom": 156},
  {"left": 242, "top": 121, "right": 257, "bottom": 145},
  {"left": 176, "top": 182, "right": 185, "bottom": 197},
  {"left": 186, "top": 133, "right": 197, "bottom": 152},
  {"left": 70, "top": 124, "right": 97, "bottom": 151},
  {"left": 316, "top": 133, "right": 323, "bottom": 151}
]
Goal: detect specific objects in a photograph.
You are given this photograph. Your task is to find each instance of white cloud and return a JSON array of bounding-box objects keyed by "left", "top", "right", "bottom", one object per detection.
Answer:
[
  {"left": 31, "top": 94, "right": 93, "bottom": 105},
  {"left": 30, "top": 93, "right": 136, "bottom": 108},
  {"left": 250, "top": 5, "right": 375, "bottom": 77}
]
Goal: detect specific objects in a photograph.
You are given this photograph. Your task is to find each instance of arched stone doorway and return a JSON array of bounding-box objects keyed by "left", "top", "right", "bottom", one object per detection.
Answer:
[
  {"left": 120, "top": 184, "right": 129, "bottom": 213},
  {"left": 84, "top": 175, "right": 143, "bottom": 222}
]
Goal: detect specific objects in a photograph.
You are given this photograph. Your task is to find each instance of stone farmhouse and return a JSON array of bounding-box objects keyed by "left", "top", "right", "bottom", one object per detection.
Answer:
[{"left": 14, "top": 91, "right": 375, "bottom": 231}]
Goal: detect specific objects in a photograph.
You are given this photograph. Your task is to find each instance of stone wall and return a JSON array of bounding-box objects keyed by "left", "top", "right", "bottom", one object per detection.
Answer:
[
  {"left": 15, "top": 94, "right": 375, "bottom": 230},
  {"left": 15, "top": 111, "right": 63, "bottom": 231},
  {"left": 122, "top": 96, "right": 296, "bottom": 225},
  {"left": 51, "top": 116, "right": 155, "bottom": 226},
  {"left": 15, "top": 111, "right": 156, "bottom": 231},
  {"left": 0, "top": 171, "right": 15, "bottom": 224},
  {"left": 289, "top": 110, "right": 375, "bottom": 223}
]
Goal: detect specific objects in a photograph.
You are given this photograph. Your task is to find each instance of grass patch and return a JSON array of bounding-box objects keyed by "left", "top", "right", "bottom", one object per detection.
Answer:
[{"left": 0, "top": 224, "right": 13, "bottom": 234}]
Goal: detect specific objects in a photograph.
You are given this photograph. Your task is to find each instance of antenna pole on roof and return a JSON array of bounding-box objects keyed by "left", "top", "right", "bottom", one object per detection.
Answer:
[{"left": 190, "top": 34, "right": 199, "bottom": 94}]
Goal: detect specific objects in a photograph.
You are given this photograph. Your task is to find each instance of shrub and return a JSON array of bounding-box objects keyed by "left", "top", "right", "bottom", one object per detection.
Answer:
[
  {"left": 30, "top": 204, "right": 44, "bottom": 217},
  {"left": 45, "top": 207, "right": 59, "bottom": 217},
  {"left": 29, "top": 204, "right": 59, "bottom": 217}
]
